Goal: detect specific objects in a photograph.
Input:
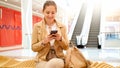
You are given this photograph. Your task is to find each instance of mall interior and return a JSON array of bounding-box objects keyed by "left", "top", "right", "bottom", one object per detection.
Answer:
[{"left": 0, "top": 0, "right": 120, "bottom": 67}]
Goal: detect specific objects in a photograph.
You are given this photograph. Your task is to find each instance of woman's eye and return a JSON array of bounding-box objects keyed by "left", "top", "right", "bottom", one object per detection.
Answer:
[
  {"left": 52, "top": 12, "right": 55, "bottom": 14},
  {"left": 46, "top": 12, "right": 50, "bottom": 14},
  {"left": 46, "top": 11, "right": 55, "bottom": 15}
]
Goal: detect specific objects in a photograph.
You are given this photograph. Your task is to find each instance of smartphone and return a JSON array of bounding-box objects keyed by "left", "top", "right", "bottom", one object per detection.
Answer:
[{"left": 50, "top": 30, "right": 58, "bottom": 35}]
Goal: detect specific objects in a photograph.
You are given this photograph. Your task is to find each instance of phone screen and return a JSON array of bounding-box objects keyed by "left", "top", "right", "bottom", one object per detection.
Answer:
[{"left": 50, "top": 30, "right": 58, "bottom": 35}]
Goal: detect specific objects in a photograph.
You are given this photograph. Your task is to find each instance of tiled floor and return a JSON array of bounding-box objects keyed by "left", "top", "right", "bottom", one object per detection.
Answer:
[
  {"left": 0, "top": 47, "right": 120, "bottom": 67},
  {"left": 80, "top": 47, "right": 120, "bottom": 66}
]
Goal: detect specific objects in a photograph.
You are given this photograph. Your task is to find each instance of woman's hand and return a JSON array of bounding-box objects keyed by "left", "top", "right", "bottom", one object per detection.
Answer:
[
  {"left": 42, "top": 34, "right": 54, "bottom": 44},
  {"left": 52, "top": 33, "right": 62, "bottom": 41},
  {"left": 42, "top": 33, "right": 62, "bottom": 44}
]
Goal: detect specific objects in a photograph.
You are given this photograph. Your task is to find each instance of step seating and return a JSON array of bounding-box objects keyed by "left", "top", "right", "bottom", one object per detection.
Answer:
[
  {"left": 0, "top": 56, "right": 36, "bottom": 68},
  {"left": 0, "top": 55, "right": 119, "bottom": 68},
  {"left": 89, "top": 62, "right": 114, "bottom": 68}
]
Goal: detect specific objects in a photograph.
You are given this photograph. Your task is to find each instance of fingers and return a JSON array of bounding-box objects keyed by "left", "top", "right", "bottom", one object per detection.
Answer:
[
  {"left": 45, "top": 33, "right": 61, "bottom": 42},
  {"left": 52, "top": 34, "right": 61, "bottom": 41}
]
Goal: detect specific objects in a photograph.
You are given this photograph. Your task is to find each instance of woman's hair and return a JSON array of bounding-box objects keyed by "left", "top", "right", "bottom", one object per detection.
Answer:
[{"left": 43, "top": 0, "right": 57, "bottom": 12}]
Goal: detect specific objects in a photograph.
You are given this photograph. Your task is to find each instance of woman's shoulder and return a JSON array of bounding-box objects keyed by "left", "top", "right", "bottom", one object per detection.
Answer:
[{"left": 56, "top": 21, "right": 66, "bottom": 28}]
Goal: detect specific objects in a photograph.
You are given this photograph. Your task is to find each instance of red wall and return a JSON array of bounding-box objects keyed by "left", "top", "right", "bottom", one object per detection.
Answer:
[
  {"left": 0, "top": 6, "right": 42, "bottom": 47},
  {"left": 32, "top": 15, "right": 42, "bottom": 25}
]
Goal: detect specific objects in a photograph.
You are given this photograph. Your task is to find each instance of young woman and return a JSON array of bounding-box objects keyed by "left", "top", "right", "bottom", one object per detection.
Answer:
[{"left": 32, "top": 1, "right": 69, "bottom": 68}]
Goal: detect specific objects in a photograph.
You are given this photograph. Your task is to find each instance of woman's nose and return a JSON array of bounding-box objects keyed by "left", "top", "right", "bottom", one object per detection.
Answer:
[{"left": 48, "top": 13, "right": 53, "bottom": 17}]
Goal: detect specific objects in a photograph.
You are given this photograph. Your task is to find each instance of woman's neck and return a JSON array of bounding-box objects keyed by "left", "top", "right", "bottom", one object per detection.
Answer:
[
  {"left": 46, "top": 22, "right": 54, "bottom": 26},
  {"left": 44, "top": 19, "right": 55, "bottom": 26}
]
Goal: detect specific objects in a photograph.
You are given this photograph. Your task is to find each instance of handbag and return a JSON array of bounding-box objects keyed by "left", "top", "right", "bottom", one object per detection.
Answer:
[
  {"left": 46, "top": 46, "right": 57, "bottom": 61},
  {"left": 65, "top": 42, "right": 89, "bottom": 68}
]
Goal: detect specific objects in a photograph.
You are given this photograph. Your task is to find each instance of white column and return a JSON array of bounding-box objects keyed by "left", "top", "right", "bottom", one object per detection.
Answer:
[{"left": 21, "top": 0, "right": 32, "bottom": 49}]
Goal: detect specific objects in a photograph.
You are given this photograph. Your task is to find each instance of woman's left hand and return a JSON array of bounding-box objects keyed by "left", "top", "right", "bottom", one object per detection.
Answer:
[{"left": 52, "top": 33, "right": 62, "bottom": 41}]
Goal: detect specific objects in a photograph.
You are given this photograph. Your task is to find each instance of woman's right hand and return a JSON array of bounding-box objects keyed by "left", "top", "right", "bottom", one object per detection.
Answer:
[{"left": 42, "top": 34, "right": 54, "bottom": 44}]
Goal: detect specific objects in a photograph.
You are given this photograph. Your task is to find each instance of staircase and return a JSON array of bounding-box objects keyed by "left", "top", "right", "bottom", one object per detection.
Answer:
[
  {"left": 86, "top": 4, "right": 101, "bottom": 47},
  {"left": 71, "top": 3, "right": 87, "bottom": 45}
]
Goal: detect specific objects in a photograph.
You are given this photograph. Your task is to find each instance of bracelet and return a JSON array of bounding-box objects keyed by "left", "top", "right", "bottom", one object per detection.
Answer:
[{"left": 41, "top": 41, "right": 45, "bottom": 47}]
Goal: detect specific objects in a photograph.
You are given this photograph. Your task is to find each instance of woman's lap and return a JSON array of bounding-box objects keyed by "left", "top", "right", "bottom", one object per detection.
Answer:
[{"left": 36, "top": 58, "right": 64, "bottom": 68}]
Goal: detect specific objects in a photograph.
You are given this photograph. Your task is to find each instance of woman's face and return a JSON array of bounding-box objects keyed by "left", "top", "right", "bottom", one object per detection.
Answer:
[{"left": 43, "top": 5, "right": 56, "bottom": 23}]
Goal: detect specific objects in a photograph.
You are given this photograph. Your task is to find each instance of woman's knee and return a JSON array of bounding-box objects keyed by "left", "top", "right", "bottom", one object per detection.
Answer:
[
  {"left": 46, "top": 58, "right": 64, "bottom": 68},
  {"left": 36, "top": 61, "right": 47, "bottom": 68}
]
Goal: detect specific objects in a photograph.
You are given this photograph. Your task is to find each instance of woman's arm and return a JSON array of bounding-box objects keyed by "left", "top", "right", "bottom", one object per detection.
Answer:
[
  {"left": 55, "top": 25, "right": 69, "bottom": 50},
  {"left": 31, "top": 24, "right": 45, "bottom": 52}
]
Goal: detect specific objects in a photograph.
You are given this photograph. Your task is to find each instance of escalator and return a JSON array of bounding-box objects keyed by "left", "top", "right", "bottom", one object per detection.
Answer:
[
  {"left": 86, "top": 3, "right": 101, "bottom": 47},
  {"left": 71, "top": 2, "right": 87, "bottom": 45}
]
